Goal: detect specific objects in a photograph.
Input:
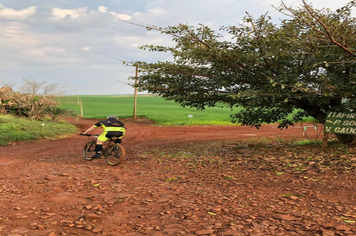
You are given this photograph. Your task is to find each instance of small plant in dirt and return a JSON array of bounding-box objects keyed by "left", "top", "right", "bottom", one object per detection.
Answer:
[{"left": 294, "top": 139, "right": 323, "bottom": 146}]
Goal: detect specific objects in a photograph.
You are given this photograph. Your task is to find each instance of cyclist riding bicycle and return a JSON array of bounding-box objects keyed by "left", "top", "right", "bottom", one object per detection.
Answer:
[{"left": 81, "top": 115, "right": 126, "bottom": 159}]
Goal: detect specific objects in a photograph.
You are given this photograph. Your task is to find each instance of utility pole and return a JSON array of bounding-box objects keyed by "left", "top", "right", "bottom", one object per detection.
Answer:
[
  {"left": 133, "top": 64, "right": 138, "bottom": 119},
  {"left": 112, "top": 56, "right": 139, "bottom": 119}
]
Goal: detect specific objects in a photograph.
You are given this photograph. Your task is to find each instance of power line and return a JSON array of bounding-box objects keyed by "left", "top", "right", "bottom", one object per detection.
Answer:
[
  {"left": 203, "top": 0, "right": 243, "bottom": 21},
  {"left": 116, "top": 0, "right": 292, "bottom": 35},
  {"left": 93, "top": 63, "right": 133, "bottom": 94},
  {"left": 213, "top": 0, "right": 267, "bottom": 26},
  {"left": 213, "top": 0, "right": 301, "bottom": 26}
]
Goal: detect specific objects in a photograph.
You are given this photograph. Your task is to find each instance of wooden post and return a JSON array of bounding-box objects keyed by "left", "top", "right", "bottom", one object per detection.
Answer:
[
  {"left": 80, "top": 99, "right": 84, "bottom": 117},
  {"left": 133, "top": 65, "right": 138, "bottom": 119}
]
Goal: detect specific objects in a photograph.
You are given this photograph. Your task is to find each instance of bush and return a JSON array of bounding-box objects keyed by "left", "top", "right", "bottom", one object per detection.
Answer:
[{"left": 0, "top": 79, "right": 73, "bottom": 120}]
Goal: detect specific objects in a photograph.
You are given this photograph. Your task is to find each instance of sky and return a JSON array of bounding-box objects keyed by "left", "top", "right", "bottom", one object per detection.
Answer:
[{"left": 0, "top": 0, "right": 352, "bottom": 95}]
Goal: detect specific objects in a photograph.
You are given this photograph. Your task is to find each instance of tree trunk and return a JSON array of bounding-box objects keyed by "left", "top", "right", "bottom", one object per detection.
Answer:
[{"left": 321, "top": 132, "right": 329, "bottom": 151}]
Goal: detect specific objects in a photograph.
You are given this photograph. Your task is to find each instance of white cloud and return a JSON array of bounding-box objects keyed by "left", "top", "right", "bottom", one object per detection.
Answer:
[
  {"left": 0, "top": 22, "right": 40, "bottom": 49},
  {"left": 51, "top": 6, "right": 131, "bottom": 22},
  {"left": 97, "top": 5, "right": 132, "bottom": 20},
  {"left": 108, "top": 11, "right": 132, "bottom": 21},
  {"left": 51, "top": 7, "right": 88, "bottom": 20},
  {"left": 147, "top": 7, "right": 166, "bottom": 15},
  {"left": 0, "top": 4, "right": 36, "bottom": 20},
  {"left": 98, "top": 6, "right": 108, "bottom": 13}
]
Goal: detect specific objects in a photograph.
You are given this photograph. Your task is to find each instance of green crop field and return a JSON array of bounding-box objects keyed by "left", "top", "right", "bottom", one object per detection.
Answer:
[{"left": 57, "top": 95, "right": 240, "bottom": 126}]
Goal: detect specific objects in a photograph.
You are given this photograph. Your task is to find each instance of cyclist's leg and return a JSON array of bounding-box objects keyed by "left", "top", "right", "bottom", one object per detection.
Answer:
[{"left": 92, "top": 133, "right": 108, "bottom": 158}]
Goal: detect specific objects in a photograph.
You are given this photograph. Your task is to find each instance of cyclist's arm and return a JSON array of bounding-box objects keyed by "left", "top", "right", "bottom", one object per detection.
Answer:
[{"left": 82, "top": 125, "right": 96, "bottom": 134}]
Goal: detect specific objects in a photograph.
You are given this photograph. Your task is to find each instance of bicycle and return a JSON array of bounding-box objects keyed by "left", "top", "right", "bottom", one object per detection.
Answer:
[{"left": 80, "top": 134, "right": 126, "bottom": 166}]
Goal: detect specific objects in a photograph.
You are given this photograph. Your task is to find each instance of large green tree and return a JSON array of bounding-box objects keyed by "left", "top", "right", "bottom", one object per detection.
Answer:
[{"left": 136, "top": 1, "right": 356, "bottom": 130}]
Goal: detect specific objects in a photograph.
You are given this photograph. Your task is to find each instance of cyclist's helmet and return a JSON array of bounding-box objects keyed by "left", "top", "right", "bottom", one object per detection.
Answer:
[{"left": 107, "top": 115, "right": 118, "bottom": 119}]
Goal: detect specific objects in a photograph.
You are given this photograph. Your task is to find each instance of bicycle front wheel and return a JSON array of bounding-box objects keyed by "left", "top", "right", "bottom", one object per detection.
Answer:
[
  {"left": 83, "top": 140, "right": 96, "bottom": 161},
  {"left": 104, "top": 144, "right": 126, "bottom": 166}
]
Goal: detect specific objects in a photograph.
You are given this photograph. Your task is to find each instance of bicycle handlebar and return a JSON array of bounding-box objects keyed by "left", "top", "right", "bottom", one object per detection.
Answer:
[{"left": 79, "top": 133, "right": 99, "bottom": 138}]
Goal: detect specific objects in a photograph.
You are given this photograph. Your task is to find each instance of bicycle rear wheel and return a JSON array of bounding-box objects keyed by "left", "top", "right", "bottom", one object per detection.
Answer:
[
  {"left": 104, "top": 144, "right": 125, "bottom": 166},
  {"left": 83, "top": 140, "right": 96, "bottom": 161}
]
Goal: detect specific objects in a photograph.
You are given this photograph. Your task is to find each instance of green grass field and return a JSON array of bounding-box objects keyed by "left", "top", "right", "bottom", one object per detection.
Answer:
[
  {"left": 58, "top": 95, "right": 316, "bottom": 126},
  {"left": 57, "top": 95, "right": 240, "bottom": 126}
]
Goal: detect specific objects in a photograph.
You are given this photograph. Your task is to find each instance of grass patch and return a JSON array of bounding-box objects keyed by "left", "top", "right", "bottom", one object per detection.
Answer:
[
  {"left": 294, "top": 139, "right": 323, "bottom": 146},
  {"left": 0, "top": 115, "right": 78, "bottom": 146}
]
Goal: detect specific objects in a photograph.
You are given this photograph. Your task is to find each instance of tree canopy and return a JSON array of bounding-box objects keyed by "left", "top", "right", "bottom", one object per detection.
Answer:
[{"left": 135, "top": 0, "right": 356, "bottom": 129}]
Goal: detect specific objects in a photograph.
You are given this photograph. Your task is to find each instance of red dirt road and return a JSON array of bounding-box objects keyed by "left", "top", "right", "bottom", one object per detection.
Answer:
[
  {"left": 0, "top": 118, "right": 312, "bottom": 162},
  {"left": 0, "top": 118, "right": 355, "bottom": 236}
]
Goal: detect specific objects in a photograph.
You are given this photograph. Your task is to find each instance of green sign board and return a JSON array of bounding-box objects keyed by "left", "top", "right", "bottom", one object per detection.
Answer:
[{"left": 324, "top": 112, "right": 356, "bottom": 135}]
